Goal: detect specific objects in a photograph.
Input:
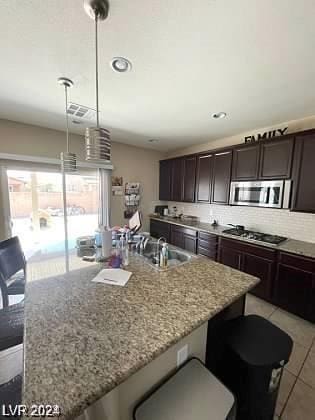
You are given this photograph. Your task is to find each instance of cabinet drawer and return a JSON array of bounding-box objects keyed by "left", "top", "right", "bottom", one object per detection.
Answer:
[
  {"left": 198, "top": 239, "right": 217, "bottom": 251},
  {"left": 220, "top": 237, "right": 276, "bottom": 259},
  {"left": 278, "top": 252, "right": 315, "bottom": 272},
  {"left": 198, "top": 246, "right": 217, "bottom": 260},
  {"left": 199, "top": 231, "right": 218, "bottom": 243},
  {"left": 171, "top": 225, "right": 197, "bottom": 238}
]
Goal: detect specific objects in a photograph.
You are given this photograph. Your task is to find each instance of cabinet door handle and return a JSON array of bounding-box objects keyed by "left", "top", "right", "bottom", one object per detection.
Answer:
[{"left": 238, "top": 255, "right": 242, "bottom": 270}]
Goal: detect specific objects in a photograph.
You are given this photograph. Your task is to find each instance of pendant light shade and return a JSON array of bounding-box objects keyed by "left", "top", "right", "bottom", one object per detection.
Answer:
[
  {"left": 85, "top": 127, "right": 111, "bottom": 161},
  {"left": 84, "top": 0, "right": 111, "bottom": 163},
  {"left": 58, "top": 77, "right": 77, "bottom": 172}
]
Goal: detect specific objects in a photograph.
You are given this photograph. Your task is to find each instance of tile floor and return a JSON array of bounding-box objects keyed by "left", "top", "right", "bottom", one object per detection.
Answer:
[{"left": 245, "top": 294, "right": 315, "bottom": 419}]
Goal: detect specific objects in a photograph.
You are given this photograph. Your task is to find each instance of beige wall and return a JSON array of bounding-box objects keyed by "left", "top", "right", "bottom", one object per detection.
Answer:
[
  {"left": 0, "top": 119, "right": 163, "bottom": 233},
  {"left": 166, "top": 114, "right": 315, "bottom": 157},
  {"left": 110, "top": 142, "right": 163, "bottom": 231}
]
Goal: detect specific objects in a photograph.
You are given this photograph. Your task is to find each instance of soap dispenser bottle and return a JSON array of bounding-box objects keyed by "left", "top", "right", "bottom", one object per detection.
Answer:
[{"left": 160, "top": 243, "right": 168, "bottom": 268}]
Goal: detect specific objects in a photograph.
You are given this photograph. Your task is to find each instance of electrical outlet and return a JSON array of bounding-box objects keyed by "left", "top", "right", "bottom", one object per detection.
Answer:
[{"left": 177, "top": 344, "right": 188, "bottom": 367}]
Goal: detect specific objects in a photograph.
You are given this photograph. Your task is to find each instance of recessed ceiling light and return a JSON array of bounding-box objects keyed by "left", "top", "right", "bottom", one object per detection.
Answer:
[
  {"left": 148, "top": 139, "right": 158, "bottom": 143},
  {"left": 110, "top": 57, "right": 132, "bottom": 73},
  {"left": 212, "top": 112, "right": 227, "bottom": 119}
]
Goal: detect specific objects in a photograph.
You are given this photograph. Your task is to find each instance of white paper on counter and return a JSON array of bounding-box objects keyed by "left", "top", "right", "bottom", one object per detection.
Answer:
[{"left": 91, "top": 269, "right": 132, "bottom": 286}]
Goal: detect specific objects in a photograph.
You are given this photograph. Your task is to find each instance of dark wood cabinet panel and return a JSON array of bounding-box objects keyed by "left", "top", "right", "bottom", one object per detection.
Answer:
[
  {"left": 170, "top": 225, "right": 197, "bottom": 254},
  {"left": 150, "top": 220, "right": 171, "bottom": 242},
  {"left": 242, "top": 252, "right": 275, "bottom": 301},
  {"left": 196, "top": 154, "right": 213, "bottom": 203},
  {"left": 211, "top": 150, "right": 232, "bottom": 204},
  {"left": 218, "top": 238, "right": 276, "bottom": 301},
  {"left": 259, "top": 138, "right": 294, "bottom": 179},
  {"left": 171, "top": 158, "right": 184, "bottom": 201},
  {"left": 274, "top": 253, "right": 315, "bottom": 322},
  {"left": 159, "top": 160, "right": 172, "bottom": 201},
  {"left": 197, "top": 231, "right": 218, "bottom": 260},
  {"left": 183, "top": 235, "right": 197, "bottom": 254},
  {"left": 170, "top": 229, "right": 183, "bottom": 248},
  {"left": 183, "top": 156, "right": 196, "bottom": 202},
  {"left": 291, "top": 134, "right": 315, "bottom": 212},
  {"left": 218, "top": 246, "right": 242, "bottom": 270},
  {"left": 218, "top": 239, "right": 242, "bottom": 270},
  {"left": 232, "top": 144, "right": 260, "bottom": 181}
]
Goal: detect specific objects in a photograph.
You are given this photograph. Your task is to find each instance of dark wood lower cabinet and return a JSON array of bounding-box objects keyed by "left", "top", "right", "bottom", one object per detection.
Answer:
[
  {"left": 241, "top": 251, "right": 275, "bottom": 302},
  {"left": 150, "top": 220, "right": 171, "bottom": 243},
  {"left": 218, "top": 238, "right": 276, "bottom": 301},
  {"left": 218, "top": 244, "right": 242, "bottom": 270},
  {"left": 274, "top": 253, "right": 315, "bottom": 322},
  {"left": 170, "top": 225, "right": 197, "bottom": 254},
  {"left": 197, "top": 231, "right": 218, "bottom": 260}
]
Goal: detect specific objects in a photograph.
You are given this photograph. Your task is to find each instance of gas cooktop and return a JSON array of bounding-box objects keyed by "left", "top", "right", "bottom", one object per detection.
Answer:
[{"left": 222, "top": 228, "right": 287, "bottom": 245}]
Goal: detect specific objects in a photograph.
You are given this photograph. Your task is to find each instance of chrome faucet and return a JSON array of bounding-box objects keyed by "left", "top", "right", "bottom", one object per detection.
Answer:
[
  {"left": 156, "top": 237, "right": 167, "bottom": 256},
  {"left": 136, "top": 235, "right": 149, "bottom": 255}
]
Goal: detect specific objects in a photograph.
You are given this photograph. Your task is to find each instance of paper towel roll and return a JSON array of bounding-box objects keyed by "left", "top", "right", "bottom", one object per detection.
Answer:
[{"left": 101, "top": 230, "right": 112, "bottom": 258}]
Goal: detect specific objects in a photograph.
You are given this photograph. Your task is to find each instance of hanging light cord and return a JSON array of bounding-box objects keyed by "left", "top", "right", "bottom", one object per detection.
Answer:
[
  {"left": 64, "top": 84, "right": 70, "bottom": 153},
  {"left": 95, "top": 15, "right": 100, "bottom": 128}
]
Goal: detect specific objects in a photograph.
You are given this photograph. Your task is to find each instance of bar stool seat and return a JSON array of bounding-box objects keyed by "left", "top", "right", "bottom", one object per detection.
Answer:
[
  {"left": 0, "top": 236, "right": 26, "bottom": 307},
  {"left": 0, "top": 302, "right": 24, "bottom": 352},
  {"left": 7, "top": 271, "right": 26, "bottom": 295},
  {"left": 0, "top": 374, "right": 22, "bottom": 413}
]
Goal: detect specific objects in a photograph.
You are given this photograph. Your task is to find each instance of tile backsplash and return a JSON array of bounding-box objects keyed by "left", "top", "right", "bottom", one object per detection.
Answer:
[{"left": 166, "top": 202, "right": 315, "bottom": 243}]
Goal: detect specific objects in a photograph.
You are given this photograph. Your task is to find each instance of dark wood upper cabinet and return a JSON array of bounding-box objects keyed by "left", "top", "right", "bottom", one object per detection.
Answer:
[
  {"left": 274, "top": 252, "right": 315, "bottom": 322},
  {"left": 171, "top": 158, "right": 184, "bottom": 201},
  {"left": 291, "top": 134, "right": 315, "bottom": 213},
  {"left": 159, "top": 160, "right": 172, "bottom": 201},
  {"left": 232, "top": 144, "right": 260, "bottom": 181},
  {"left": 259, "top": 138, "right": 294, "bottom": 179},
  {"left": 211, "top": 150, "right": 232, "bottom": 205},
  {"left": 182, "top": 156, "right": 197, "bottom": 202},
  {"left": 196, "top": 154, "right": 213, "bottom": 203}
]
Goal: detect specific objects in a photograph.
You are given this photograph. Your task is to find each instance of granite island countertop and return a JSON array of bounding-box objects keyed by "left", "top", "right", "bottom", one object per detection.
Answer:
[
  {"left": 150, "top": 216, "right": 315, "bottom": 259},
  {"left": 23, "top": 253, "right": 259, "bottom": 420}
]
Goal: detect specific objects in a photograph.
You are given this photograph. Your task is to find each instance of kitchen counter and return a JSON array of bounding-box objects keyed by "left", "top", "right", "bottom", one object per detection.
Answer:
[
  {"left": 150, "top": 216, "right": 315, "bottom": 259},
  {"left": 23, "top": 253, "right": 258, "bottom": 420}
]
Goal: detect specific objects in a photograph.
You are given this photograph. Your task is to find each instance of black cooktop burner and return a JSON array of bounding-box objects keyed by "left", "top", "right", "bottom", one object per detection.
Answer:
[{"left": 222, "top": 228, "right": 287, "bottom": 245}]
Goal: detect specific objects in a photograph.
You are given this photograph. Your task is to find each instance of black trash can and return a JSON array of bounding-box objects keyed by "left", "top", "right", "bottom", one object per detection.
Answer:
[{"left": 219, "top": 315, "right": 293, "bottom": 420}]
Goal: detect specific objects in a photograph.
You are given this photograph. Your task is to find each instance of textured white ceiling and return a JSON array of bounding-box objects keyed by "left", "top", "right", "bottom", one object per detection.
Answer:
[{"left": 0, "top": 0, "right": 315, "bottom": 151}]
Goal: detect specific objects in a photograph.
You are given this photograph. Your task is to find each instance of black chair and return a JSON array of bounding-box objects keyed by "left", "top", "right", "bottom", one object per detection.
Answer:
[
  {"left": 0, "top": 302, "right": 24, "bottom": 352},
  {"left": 0, "top": 237, "right": 26, "bottom": 308}
]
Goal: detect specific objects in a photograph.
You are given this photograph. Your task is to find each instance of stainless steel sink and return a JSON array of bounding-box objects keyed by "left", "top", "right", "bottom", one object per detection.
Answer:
[{"left": 139, "top": 241, "right": 194, "bottom": 270}]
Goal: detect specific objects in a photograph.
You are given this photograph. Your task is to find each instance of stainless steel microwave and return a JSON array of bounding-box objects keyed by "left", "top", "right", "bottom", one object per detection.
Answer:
[{"left": 229, "top": 180, "right": 292, "bottom": 208}]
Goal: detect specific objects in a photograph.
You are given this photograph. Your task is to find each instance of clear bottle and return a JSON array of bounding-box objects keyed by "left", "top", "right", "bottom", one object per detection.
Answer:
[
  {"left": 120, "top": 234, "right": 129, "bottom": 267},
  {"left": 160, "top": 243, "right": 168, "bottom": 268}
]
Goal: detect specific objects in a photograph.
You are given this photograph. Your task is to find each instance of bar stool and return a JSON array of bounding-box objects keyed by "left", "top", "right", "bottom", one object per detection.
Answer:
[
  {"left": 0, "top": 302, "right": 24, "bottom": 352},
  {"left": 134, "top": 358, "right": 236, "bottom": 420},
  {"left": 0, "top": 237, "right": 26, "bottom": 308}
]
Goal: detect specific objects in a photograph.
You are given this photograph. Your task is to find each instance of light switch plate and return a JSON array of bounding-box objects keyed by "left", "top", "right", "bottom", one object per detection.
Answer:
[{"left": 177, "top": 344, "right": 188, "bottom": 367}]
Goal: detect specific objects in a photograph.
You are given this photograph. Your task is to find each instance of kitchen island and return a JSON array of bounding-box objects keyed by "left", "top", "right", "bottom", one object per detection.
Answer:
[{"left": 23, "top": 252, "right": 259, "bottom": 420}]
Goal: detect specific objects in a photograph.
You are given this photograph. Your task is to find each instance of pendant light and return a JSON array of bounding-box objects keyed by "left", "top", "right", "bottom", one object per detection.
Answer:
[
  {"left": 58, "top": 77, "right": 77, "bottom": 172},
  {"left": 84, "top": 0, "right": 111, "bottom": 163}
]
